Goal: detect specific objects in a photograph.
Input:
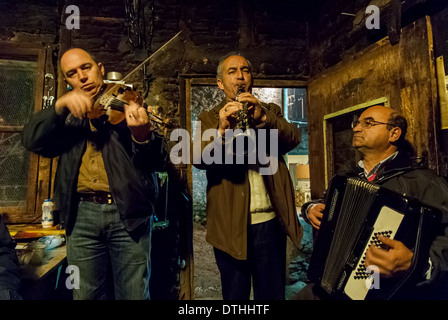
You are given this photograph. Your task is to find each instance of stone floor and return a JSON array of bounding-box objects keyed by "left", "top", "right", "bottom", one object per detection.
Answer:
[
  {"left": 193, "top": 217, "right": 314, "bottom": 300},
  {"left": 285, "top": 218, "right": 313, "bottom": 299}
]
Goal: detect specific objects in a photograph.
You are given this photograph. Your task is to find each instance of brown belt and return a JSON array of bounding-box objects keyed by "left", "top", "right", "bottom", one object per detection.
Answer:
[{"left": 78, "top": 192, "right": 114, "bottom": 205}]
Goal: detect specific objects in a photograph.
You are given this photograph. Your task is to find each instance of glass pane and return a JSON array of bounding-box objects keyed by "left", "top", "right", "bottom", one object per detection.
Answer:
[
  {"left": 252, "top": 87, "right": 283, "bottom": 106},
  {"left": 0, "top": 59, "right": 37, "bottom": 126},
  {"left": 283, "top": 88, "right": 308, "bottom": 155},
  {"left": 0, "top": 58, "right": 37, "bottom": 207},
  {"left": 285, "top": 88, "right": 307, "bottom": 122},
  {"left": 0, "top": 132, "right": 29, "bottom": 207},
  {"left": 190, "top": 85, "right": 224, "bottom": 137}
]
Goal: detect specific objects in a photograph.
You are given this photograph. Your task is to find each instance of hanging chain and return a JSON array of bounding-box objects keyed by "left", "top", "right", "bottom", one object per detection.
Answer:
[{"left": 125, "top": 0, "right": 154, "bottom": 51}]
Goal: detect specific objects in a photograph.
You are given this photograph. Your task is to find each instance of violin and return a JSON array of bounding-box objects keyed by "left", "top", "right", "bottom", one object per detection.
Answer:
[{"left": 94, "top": 83, "right": 172, "bottom": 128}]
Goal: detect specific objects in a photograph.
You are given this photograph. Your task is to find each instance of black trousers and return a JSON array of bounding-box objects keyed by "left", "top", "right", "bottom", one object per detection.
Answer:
[{"left": 214, "top": 218, "right": 287, "bottom": 300}]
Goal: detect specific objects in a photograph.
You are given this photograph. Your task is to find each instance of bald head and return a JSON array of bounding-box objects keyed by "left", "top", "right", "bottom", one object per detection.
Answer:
[
  {"left": 364, "top": 105, "right": 394, "bottom": 121},
  {"left": 60, "top": 48, "right": 104, "bottom": 97},
  {"left": 361, "top": 105, "right": 407, "bottom": 142},
  {"left": 61, "top": 49, "right": 96, "bottom": 73},
  {"left": 352, "top": 105, "right": 407, "bottom": 160}
]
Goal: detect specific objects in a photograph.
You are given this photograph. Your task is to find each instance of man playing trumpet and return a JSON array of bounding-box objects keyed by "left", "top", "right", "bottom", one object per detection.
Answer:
[{"left": 193, "top": 53, "right": 303, "bottom": 300}]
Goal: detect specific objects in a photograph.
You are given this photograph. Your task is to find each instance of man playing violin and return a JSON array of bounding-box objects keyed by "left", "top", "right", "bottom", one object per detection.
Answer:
[
  {"left": 56, "top": 48, "right": 153, "bottom": 141},
  {"left": 22, "top": 48, "right": 168, "bottom": 300}
]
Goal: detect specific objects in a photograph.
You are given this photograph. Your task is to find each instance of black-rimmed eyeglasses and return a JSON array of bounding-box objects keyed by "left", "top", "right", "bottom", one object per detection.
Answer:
[{"left": 351, "top": 118, "right": 391, "bottom": 129}]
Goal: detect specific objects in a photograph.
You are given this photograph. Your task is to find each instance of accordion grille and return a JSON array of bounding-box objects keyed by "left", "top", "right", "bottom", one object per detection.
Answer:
[{"left": 321, "top": 178, "right": 379, "bottom": 294}]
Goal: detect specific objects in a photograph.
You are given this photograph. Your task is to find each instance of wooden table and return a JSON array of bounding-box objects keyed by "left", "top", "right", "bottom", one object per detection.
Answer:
[
  {"left": 8, "top": 224, "right": 71, "bottom": 299},
  {"left": 16, "top": 244, "right": 67, "bottom": 281},
  {"left": 8, "top": 223, "right": 65, "bottom": 238}
]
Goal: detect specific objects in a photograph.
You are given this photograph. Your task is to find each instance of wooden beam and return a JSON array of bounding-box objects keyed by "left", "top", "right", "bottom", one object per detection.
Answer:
[
  {"left": 0, "top": 126, "right": 23, "bottom": 132},
  {"left": 386, "top": 0, "right": 402, "bottom": 45}
]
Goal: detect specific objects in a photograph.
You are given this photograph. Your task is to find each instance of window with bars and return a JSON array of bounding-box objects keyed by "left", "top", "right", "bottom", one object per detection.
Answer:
[
  {"left": 0, "top": 59, "right": 37, "bottom": 208},
  {"left": 0, "top": 46, "right": 48, "bottom": 223}
]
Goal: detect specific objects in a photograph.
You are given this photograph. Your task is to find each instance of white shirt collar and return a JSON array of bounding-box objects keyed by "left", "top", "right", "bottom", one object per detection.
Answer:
[{"left": 358, "top": 151, "right": 399, "bottom": 179}]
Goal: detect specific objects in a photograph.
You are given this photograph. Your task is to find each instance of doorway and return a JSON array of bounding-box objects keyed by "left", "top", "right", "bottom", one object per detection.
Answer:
[{"left": 185, "top": 77, "right": 310, "bottom": 299}]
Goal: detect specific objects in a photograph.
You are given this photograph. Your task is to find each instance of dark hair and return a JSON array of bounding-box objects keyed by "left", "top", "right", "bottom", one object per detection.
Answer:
[{"left": 388, "top": 111, "right": 412, "bottom": 152}]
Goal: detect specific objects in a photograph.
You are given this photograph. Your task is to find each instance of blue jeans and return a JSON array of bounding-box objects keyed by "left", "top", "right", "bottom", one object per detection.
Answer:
[
  {"left": 214, "top": 218, "right": 286, "bottom": 300},
  {"left": 66, "top": 200, "right": 152, "bottom": 300}
]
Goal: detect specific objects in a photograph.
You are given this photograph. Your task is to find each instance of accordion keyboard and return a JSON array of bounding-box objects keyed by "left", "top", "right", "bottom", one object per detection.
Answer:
[
  {"left": 344, "top": 206, "right": 404, "bottom": 300},
  {"left": 354, "top": 230, "right": 393, "bottom": 280}
]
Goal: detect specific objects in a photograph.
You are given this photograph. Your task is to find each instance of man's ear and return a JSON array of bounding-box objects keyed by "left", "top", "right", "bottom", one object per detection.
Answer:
[
  {"left": 217, "top": 78, "right": 224, "bottom": 90},
  {"left": 389, "top": 127, "right": 402, "bottom": 143},
  {"left": 64, "top": 79, "right": 73, "bottom": 91},
  {"left": 98, "top": 62, "right": 105, "bottom": 76}
]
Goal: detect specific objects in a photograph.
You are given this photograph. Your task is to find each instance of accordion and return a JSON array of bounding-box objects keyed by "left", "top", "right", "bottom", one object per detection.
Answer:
[{"left": 307, "top": 175, "right": 441, "bottom": 300}]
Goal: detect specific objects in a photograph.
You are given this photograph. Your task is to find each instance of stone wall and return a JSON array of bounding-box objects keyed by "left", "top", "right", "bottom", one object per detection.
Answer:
[
  {"left": 0, "top": 0, "right": 59, "bottom": 44},
  {"left": 2, "top": 0, "right": 446, "bottom": 106}
]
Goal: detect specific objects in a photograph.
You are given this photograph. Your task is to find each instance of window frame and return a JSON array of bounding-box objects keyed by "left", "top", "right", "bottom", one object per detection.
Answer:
[
  {"left": 322, "top": 97, "right": 390, "bottom": 188},
  {"left": 178, "top": 74, "right": 307, "bottom": 300},
  {"left": 0, "top": 44, "right": 47, "bottom": 224}
]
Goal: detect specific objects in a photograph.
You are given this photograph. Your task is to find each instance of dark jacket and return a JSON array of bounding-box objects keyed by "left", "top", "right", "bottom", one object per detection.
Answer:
[
  {"left": 303, "top": 151, "right": 448, "bottom": 298},
  {"left": 193, "top": 100, "right": 303, "bottom": 260},
  {"left": 22, "top": 105, "right": 168, "bottom": 235},
  {"left": 0, "top": 215, "right": 22, "bottom": 300}
]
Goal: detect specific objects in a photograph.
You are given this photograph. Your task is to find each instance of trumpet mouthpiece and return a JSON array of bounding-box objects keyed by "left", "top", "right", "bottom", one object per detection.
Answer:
[{"left": 236, "top": 86, "right": 246, "bottom": 101}]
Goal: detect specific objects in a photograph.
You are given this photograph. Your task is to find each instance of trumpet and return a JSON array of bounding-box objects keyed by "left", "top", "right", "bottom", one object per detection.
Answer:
[
  {"left": 234, "top": 86, "right": 249, "bottom": 132},
  {"left": 232, "top": 86, "right": 253, "bottom": 157}
]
